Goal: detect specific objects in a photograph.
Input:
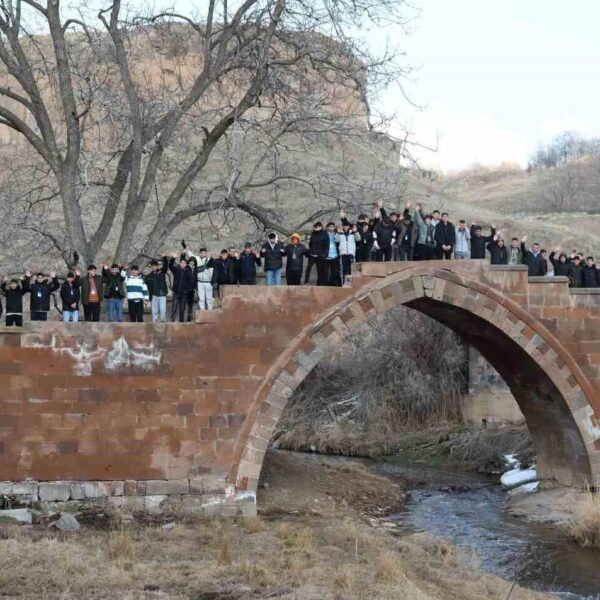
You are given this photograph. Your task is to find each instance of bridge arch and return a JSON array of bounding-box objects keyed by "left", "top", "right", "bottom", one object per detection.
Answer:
[{"left": 233, "top": 265, "right": 600, "bottom": 496}]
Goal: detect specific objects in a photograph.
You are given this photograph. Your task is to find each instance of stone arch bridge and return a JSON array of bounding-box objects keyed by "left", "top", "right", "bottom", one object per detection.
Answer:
[{"left": 0, "top": 260, "right": 599, "bottom": 514}]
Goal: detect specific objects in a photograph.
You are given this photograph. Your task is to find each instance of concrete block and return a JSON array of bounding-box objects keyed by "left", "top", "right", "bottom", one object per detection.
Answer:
[{"left": 39, "top": 482, "right": 71, "bottom": 502}]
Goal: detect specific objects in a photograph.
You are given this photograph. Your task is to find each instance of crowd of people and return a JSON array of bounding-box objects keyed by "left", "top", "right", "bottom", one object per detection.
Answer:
[{"left": 0, "top": 201, "right": 598, "bottom": 325}]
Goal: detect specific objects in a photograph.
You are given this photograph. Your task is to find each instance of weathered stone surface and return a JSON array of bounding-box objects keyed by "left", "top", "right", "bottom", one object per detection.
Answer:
[
  {"left": 39, "top": 483, "right": 71, "bottom": 502},
  {"left": 50, "top": 513, "right": 80, "bottom": 531}
]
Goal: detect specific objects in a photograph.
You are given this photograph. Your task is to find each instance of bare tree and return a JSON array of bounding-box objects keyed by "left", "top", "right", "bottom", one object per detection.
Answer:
[{"left": 0, "top": 0, "right": 412, "bottom": 267}]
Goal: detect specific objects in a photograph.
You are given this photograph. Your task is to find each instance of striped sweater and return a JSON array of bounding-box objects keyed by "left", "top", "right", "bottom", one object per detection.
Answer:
[{"left": 123, "top": 275, "right": 149, "bottom": 301}]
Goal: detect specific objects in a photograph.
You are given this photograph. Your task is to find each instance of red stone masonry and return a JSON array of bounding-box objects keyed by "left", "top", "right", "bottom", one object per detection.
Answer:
[{"left": 0, "top": 260, "right": 599, "bottom": 514}]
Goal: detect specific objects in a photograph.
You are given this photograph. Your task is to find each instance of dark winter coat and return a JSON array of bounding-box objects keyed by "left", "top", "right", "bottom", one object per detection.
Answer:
[
  {"left": 169, "top": 259, "right": 194, "bottom": 295},
  {"left": 60, "top": 282, "right": 80, "bottom": 311},
  {"left": 0, "top": 282, "right": 26, "bottom": 314},
  {"left": 260, "top": 241, "right": 286, "bottom": 271},
  {"left": 144, "top": 258, "right": 169, "bottom": 299},
  {"left": 307, "top": 229, "right": 330, "bottom": 258},
  {"left": 549, "top": 252, "right": 571, "bottom": 278},
  {"left": 397, "top": 220, "right": 418, "bottom": 247},
  {"left": 470, "top": 226, "right": 496, "bottom": 259},
  {"left": 486, "top": 241, "right": 508, "bottom": 265},
  {"left": 284, "top": 243, "right": 307, "bottom": 272},
  {"left": 568, "top": 261, "right": 584, "bottom": 287},
  {"left": 521, "top": 244, "right": 547, "bottom": 277},
  {"left": 212, "top": 258, "right": 235, "bottom": 286},
  {"left": 373, "top": 222, "right": 396, "bottom": 249},
  {"left": 102, "top": 268, "right": 126, "bottom": 299},
  {"left": 582, "top": 265, "right": 600, "bottom": 288},
  {"left": 434, "top": 221, "right": 456, "bottom": 249},
  {"left": 24, "top": 277, "right": 59, "bottom": 312},
  {"left": 237, "top": 252, "right": 261, "bottom": 285}
]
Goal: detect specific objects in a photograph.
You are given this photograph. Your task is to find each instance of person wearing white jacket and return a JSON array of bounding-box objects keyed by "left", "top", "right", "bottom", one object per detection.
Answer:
[
  {"left": 194, "top": 248, "right": 215, "bottom": 311},
  {"left": 454, "top": 220, "right": 471, "bottom": 260},
  {"left": 335, "top": 221, "right": 361, "bottom": 286}
]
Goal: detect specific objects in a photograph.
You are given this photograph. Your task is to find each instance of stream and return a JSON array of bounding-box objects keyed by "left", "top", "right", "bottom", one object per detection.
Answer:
[{"left": 373, "top": 460, "right": 600, "bottom": 599}]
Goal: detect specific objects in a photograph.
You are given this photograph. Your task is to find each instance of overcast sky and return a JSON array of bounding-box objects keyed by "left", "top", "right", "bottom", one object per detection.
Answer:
[{"left": 379, "top": 0, "right": 600, "bottom": 171}]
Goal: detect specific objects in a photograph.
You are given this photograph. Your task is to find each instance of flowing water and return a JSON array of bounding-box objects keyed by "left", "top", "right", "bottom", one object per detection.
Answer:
[{"left": 374, "top": 461, "right": 600, "bottom": 599}]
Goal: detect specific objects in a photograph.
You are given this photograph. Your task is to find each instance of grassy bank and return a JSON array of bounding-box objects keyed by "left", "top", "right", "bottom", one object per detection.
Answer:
[{"left": 0, "top": 450, "right": 550, "bottom": 600}]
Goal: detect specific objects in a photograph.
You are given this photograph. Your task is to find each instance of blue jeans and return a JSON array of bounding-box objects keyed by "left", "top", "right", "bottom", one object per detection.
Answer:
[
  {"left": 266, "top": 268, "right": 282, "bottom": 286},
  {"left": 63, "top": 310, "right": 79, "bottom": 322},
  {"left": 107, "top": 298, "right": 123, "bottom": 322}
]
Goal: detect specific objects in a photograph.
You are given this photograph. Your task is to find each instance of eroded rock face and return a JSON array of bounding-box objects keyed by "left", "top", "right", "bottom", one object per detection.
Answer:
[{"left": 0, "top": 261, "right": 599, "bottom": 515}]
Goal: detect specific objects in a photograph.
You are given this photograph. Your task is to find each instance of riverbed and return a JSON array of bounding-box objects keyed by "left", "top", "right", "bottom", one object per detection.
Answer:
[{"left": 374, "top": 460, "right": 600, "bottom": 600}]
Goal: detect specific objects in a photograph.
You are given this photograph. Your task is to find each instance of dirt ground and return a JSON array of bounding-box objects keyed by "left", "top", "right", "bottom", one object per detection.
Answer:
[{"left": 0, "top": 449, "right": 551, "bottom": 600}]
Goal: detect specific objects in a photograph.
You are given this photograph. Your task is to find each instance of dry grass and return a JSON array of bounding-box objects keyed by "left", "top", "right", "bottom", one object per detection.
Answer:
[
  {"left": 240, "top": 515, "right": 262, "bottom": 534},
  {"left": 373, "top": 550, "right": 404, "bottom": 584},
  {"left": 107, "top": 528, "right": 135, "bottom": 570},
  {"left": 567, "top": 489, "right": 600, "bottom": 549}
]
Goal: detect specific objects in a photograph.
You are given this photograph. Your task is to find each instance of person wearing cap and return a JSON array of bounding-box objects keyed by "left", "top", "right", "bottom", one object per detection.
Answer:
[
  {"left": 305, "top": 221, "right": 329, "bottom": 285},
  {"left": 60, "top": 271, "right": 80, "bottom": 322},
  {"left": 144, "top": 257, "right": 169, "bottom": 322},
  {"left": 260, "top": 233, "right": 285, "bottom": 286},
  {"left": 237, "top": 242, "right": 262, "bottom": 285},
  {"left": 470, "top": 222, "right": 496, "bottom": 260},
  {"left": 335, "top": 220, "right": 360, "bottom": 285},
  {"left": 169, "top": 253, "right": 194, "bottom": 322},
  {"left": 284, "top": 233, "right": 307, "bottom": 286},
  {"left": 75, "top": 264, "right": 103, "bottom": 321},
  {"left": 22, "top": 269, "right": 59, "bottom": 321},
  {"left": 193, "top": 247, "right": 215, "bottom": 309},
  {"left": 101, "top": 262, "right": 126, "bottom": 322}
]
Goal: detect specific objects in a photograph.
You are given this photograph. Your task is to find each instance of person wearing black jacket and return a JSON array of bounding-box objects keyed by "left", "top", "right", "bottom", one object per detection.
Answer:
[
  {"left": 284, "top": 233, "right": 307, "bottom": 285},
  {"left": 212, "top": 249, "right": 235, "bottom": 298},
  {"left": 355, "top": 216, "right": 373, "bottom": 263},
  {"left": 60, "top": 272, "right": 80, "bottom": 322},
  {"left": 23, "top": 271, "right": 59, "bottom": 321},
  {"left": 373, "top": 217, "right": 396, "bottom": 262},
  {"left": 102, "top": 263, "right": 126, "bottom": 322},
  {"left": 305, "top": 222, "right": 329, "bottom": 285},
  {"left": 169, "top": 255, "right": 194, "bottom": 322},
  {"left": 0, "top": 277, "right": 26, "bottom": 326},
  {"left": 237, "top": 243, "right": 262, "bottom": 285},
  {"left": 434, "top": 213, "right": 456, "bottom": 259},
  {"left": 582, "top": 257, "right": 600, "bottom": 288},
  {"left": 486, "top": 237, "right": 508, "bottom": 265},
  {"left": 520, "top": 237, "right": 547, "bottom": 276},
  {"left": 260, "top": 233, "right": 286, "bottom": 286},
  {"left": 470, "top": 223, "right": 496, "bottom": 259},
  {"left": 145, "top": 257, "right": 169, "bottom": 322},
  {"left": 549, "top": 249, "right": 571, "bottom": 278},
  {"left": 569, "top": 255, "right": 584, "bottom": 287}
]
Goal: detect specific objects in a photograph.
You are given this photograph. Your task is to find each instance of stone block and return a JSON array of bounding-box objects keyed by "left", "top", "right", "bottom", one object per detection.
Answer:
[
  {"left": 0, "top": 482, "right": 12, "bottom": 495},
  {"left": 144, "top": 495, "right": 167, "bottom": 513},
  {"left": 83, "top": 482, "right": 111, "bottom": 498},
  {"left": 11, "top": 482, "right": 38, "bottom": 496},
  {"left": 189, "top": 475, "right": 227, "bottom": 495},
  {"left": 70, "top": 483, "right": 86, "bottom": 500},
  {"left": 123, "top": 480, "right": 137, "bottom": 496},
  {"left": 145, "top": 480, "right": 169, "bottom": 495},
  {"left": 111, "top": 481, "right": 124, "bottom": 496},
  {"left": 166, "top": 479, "right": 189, "bottom": 495},
  {"left": 39, "top": 482, "right": 71, "bottom": 502}
]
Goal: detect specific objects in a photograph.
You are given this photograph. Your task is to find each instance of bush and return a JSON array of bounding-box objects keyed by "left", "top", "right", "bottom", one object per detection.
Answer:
[
  {"left": 274, "top": 306, "right": 467, "bottom": 448},
  {"left": 567, "top": 489, "right": 600, "bottom": 550}
]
